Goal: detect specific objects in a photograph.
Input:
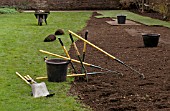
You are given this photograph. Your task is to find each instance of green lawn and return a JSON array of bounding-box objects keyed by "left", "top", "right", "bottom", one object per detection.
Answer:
[
  {"left": 96, "top": 10, "right": 170, "bottom": 28},
  {"left": 0, "top": 11, "right": 92, "bottom": 111}
]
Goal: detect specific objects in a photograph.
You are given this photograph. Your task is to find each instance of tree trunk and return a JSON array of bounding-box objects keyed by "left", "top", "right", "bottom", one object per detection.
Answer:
[{"left": 142, "top": 0, "right": 144, "bottom": 13}]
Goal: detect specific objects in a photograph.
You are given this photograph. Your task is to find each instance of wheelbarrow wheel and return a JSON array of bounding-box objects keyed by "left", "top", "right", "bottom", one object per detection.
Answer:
[{"left": 39, "top": 22, "right": 42, "bottom": 26}]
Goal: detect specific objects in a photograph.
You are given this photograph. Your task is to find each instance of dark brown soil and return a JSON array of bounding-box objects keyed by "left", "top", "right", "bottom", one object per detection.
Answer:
[{"left": 69, "top": 12, "right": 170, "bottom": 111}]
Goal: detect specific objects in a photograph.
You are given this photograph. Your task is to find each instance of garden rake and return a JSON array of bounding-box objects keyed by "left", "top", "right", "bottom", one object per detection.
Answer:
[{"left": 68, "top": 30, "right": 145, "bottom": 79}]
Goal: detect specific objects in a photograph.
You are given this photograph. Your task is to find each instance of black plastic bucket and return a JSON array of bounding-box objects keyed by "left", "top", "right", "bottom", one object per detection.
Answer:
[
  {"left": 117, "top": 15, "right": 126, "bottom": 24},
  {"left": 45, "top": 59, "right": 70, "bottom": 82},
  {"left": 142, "top": 34, "right": 160, "bottom": 47}
]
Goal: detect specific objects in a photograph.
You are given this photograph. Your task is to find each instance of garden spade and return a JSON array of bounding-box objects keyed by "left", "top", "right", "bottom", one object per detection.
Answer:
[
  {"left": 82, "top": 30, "right": 88, "bottom": 62},
  {"left": 16, "top": 72, "right": 50, "bottom": 98},
  {"left": 31, "top": 82, "right": 49, "bottom": 98},
  {"left": 69, "top": 33, "right": 88, "bottom": 81},
  {"left": 81, "top": 30, "right": 88, "bottom": 73}
]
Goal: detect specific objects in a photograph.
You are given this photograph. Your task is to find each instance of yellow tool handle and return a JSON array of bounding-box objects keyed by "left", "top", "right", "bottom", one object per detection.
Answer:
[
  {"left": 27, "top": 75, "right": 35, "bottom": 81},
  {"left": 67, "top": 73, "right": 85, "bottom": 77},
  {"left": 62, "top": 46, "right": 71, "bottom": 58},
  {"left": 39, "top": 50, "right": 91, "bottom": 66},
  {"left": 24, "top": 75, "right": 34, "bottom": 84},
  {"left": 36, "top": 73, "right": 86, "bottom": 80},
  {"left": 26, "top": 75, "right": 32, "bottom": 80},
  {"left": 73, "top": 42, "right": 81, "bottom": 56},
  {"left": 58, "top": 37, "right": 78, "bottom": 74},
  {"left": 39, "top": 50, "right": 108, "bottom": 71},
  {"left": 68, "top": 30, "right": 116, "bottom": 60},
  {"left": 36, "top": 76, "right": 47, "bottom": 80},
  {"left": 71, "top": 40, "right": 88, "bottom": 81},
  {"left": 69, "top": 33, "right": 81, "bottom": 56},
  {"left": 26, "top": 75, "right": 37, "bottom": 83},
  {"left": 83, "top": 30, "right": 88, "bottom": 53},
  {"left": 16, "top": 72, "right": 30, "bottom": 85},
  {"left": 69, "top": 33, "right": 88, "bottom": 81},
  {"left": 83, "top": 42, "right": 87, "bottom": 53},
  {"left": 24, "top": 76, "right": 30, "bottom": 81},
  {"left": 58, "top": 37, "right": 71, "bottom": 58}
]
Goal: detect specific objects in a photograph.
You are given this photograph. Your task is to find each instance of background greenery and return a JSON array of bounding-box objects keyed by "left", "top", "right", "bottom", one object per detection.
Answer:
[
  {"left": 0, "top": 8, "right": 18, "bottom": 14},
  {"left": 0, "top": 9, "right": 92, "bottom": 111}
]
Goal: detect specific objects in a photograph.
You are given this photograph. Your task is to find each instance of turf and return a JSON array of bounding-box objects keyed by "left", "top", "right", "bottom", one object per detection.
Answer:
[
  {"left": 96, "top": 10, "right": 170, "bottom": 28},
  {"left": 0, "top": 11, "right": 92, "bottom": 111}
]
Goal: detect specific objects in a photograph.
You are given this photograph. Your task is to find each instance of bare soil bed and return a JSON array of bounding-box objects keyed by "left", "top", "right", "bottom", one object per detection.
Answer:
[{"left": 69, "top": 12, "right": 170, "bottom": 111}]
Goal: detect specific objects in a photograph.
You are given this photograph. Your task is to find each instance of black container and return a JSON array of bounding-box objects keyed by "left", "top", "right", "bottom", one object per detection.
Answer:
[
  {"left": 117, "top": 15, "right": 126, "bottom": 24},
  {"left": 142, "top": 34, "right": 160, "bottom": 47},
  {"left": 45, "top": 59, "right": 70, "bottom": 82}
]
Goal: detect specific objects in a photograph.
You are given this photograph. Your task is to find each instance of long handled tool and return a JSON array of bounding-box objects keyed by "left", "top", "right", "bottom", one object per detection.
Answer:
[
  {"left": 69, "top": 33, "right": 88, "bottom": 81},
  {"left": 82, "top": 30, "right": 88, "bottom": 62},
  {"left": 36, "top": 71, "right": 114, "bottom": 80},
  {"left": 81, "top": 30, "right": 88, "bottom": 73},
  {"left": 39, "top": 50, "right": 119, "bottom": 74},
  {"left": 26, "top": 75, "right": 37, "bottom": 84},
  {"left": 58, "top": 37, "right": 77, "bottom": 74},
  {"left": 68, "top": 30, "right": 145, "bottom": 79},
  {"left": 16, "top": 72, "right": 31, "bottom": 85},
  {"left": 16, "top": 72, "right": 50, "bottom": 98}
]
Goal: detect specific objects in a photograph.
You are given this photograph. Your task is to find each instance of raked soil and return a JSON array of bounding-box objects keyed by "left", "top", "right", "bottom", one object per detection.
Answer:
[{"left": 68, "top": 12, "right": 170, "bottom": 111}]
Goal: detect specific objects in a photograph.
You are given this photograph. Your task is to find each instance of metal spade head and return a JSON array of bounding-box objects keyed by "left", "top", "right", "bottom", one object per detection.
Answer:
[{"left": 31, "top": 82, "right": 50, "bottom": 98}]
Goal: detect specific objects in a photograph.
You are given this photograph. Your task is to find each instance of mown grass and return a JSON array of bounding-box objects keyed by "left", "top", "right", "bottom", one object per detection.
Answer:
[
  {"left": 96, "top": 10, "right": 170, "bottom": 28},
  {"left": 0, "top": 11, "right": 92, "bottom": 111}
]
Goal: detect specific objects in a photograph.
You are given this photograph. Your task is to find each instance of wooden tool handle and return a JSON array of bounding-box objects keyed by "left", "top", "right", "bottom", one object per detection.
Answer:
[
  {"left": 16, "top": 72, "right": 30, "bottom": 85},
  {"left": 39, "top": 50, "right": 105, "bottom": 69},
  {"left": 58, "top": 38, "right": 71, "bottom": 58},
  {"left": 69, "top": 33, "right": 81, "bottom": 56},
  {"left": 36, "top": 73, "right": 86, "bottom": 80},
  {"left": 68, "top": 30, "right": 116, "bottom": 60}
]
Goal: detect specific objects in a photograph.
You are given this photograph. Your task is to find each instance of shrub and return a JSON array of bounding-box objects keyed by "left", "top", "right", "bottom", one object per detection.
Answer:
[
  {"left": 157, "top": 3, "right": 169, "bottom": 19},
  {"left": 0, "top": 8, "right": 18, "bottom": 14},
  {"left": 120, "top": 0, "right": 137, "bottom": 9}
]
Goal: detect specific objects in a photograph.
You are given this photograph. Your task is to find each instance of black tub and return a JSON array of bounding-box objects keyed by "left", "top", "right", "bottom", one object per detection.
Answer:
[
  {"left": 142, "top": 33, "right": 160, "bottom": 47},
  {"left": 117, "top": 15, "right": 126, "bottom": 24},
  {"left": 45, "top": 59, "right": 70, "bottom": 82}
]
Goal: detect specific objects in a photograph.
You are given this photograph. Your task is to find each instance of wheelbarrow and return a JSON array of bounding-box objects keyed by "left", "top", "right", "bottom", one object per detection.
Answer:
[{"left": 34, "top": 10, "right": 50, "bottom": 26}]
